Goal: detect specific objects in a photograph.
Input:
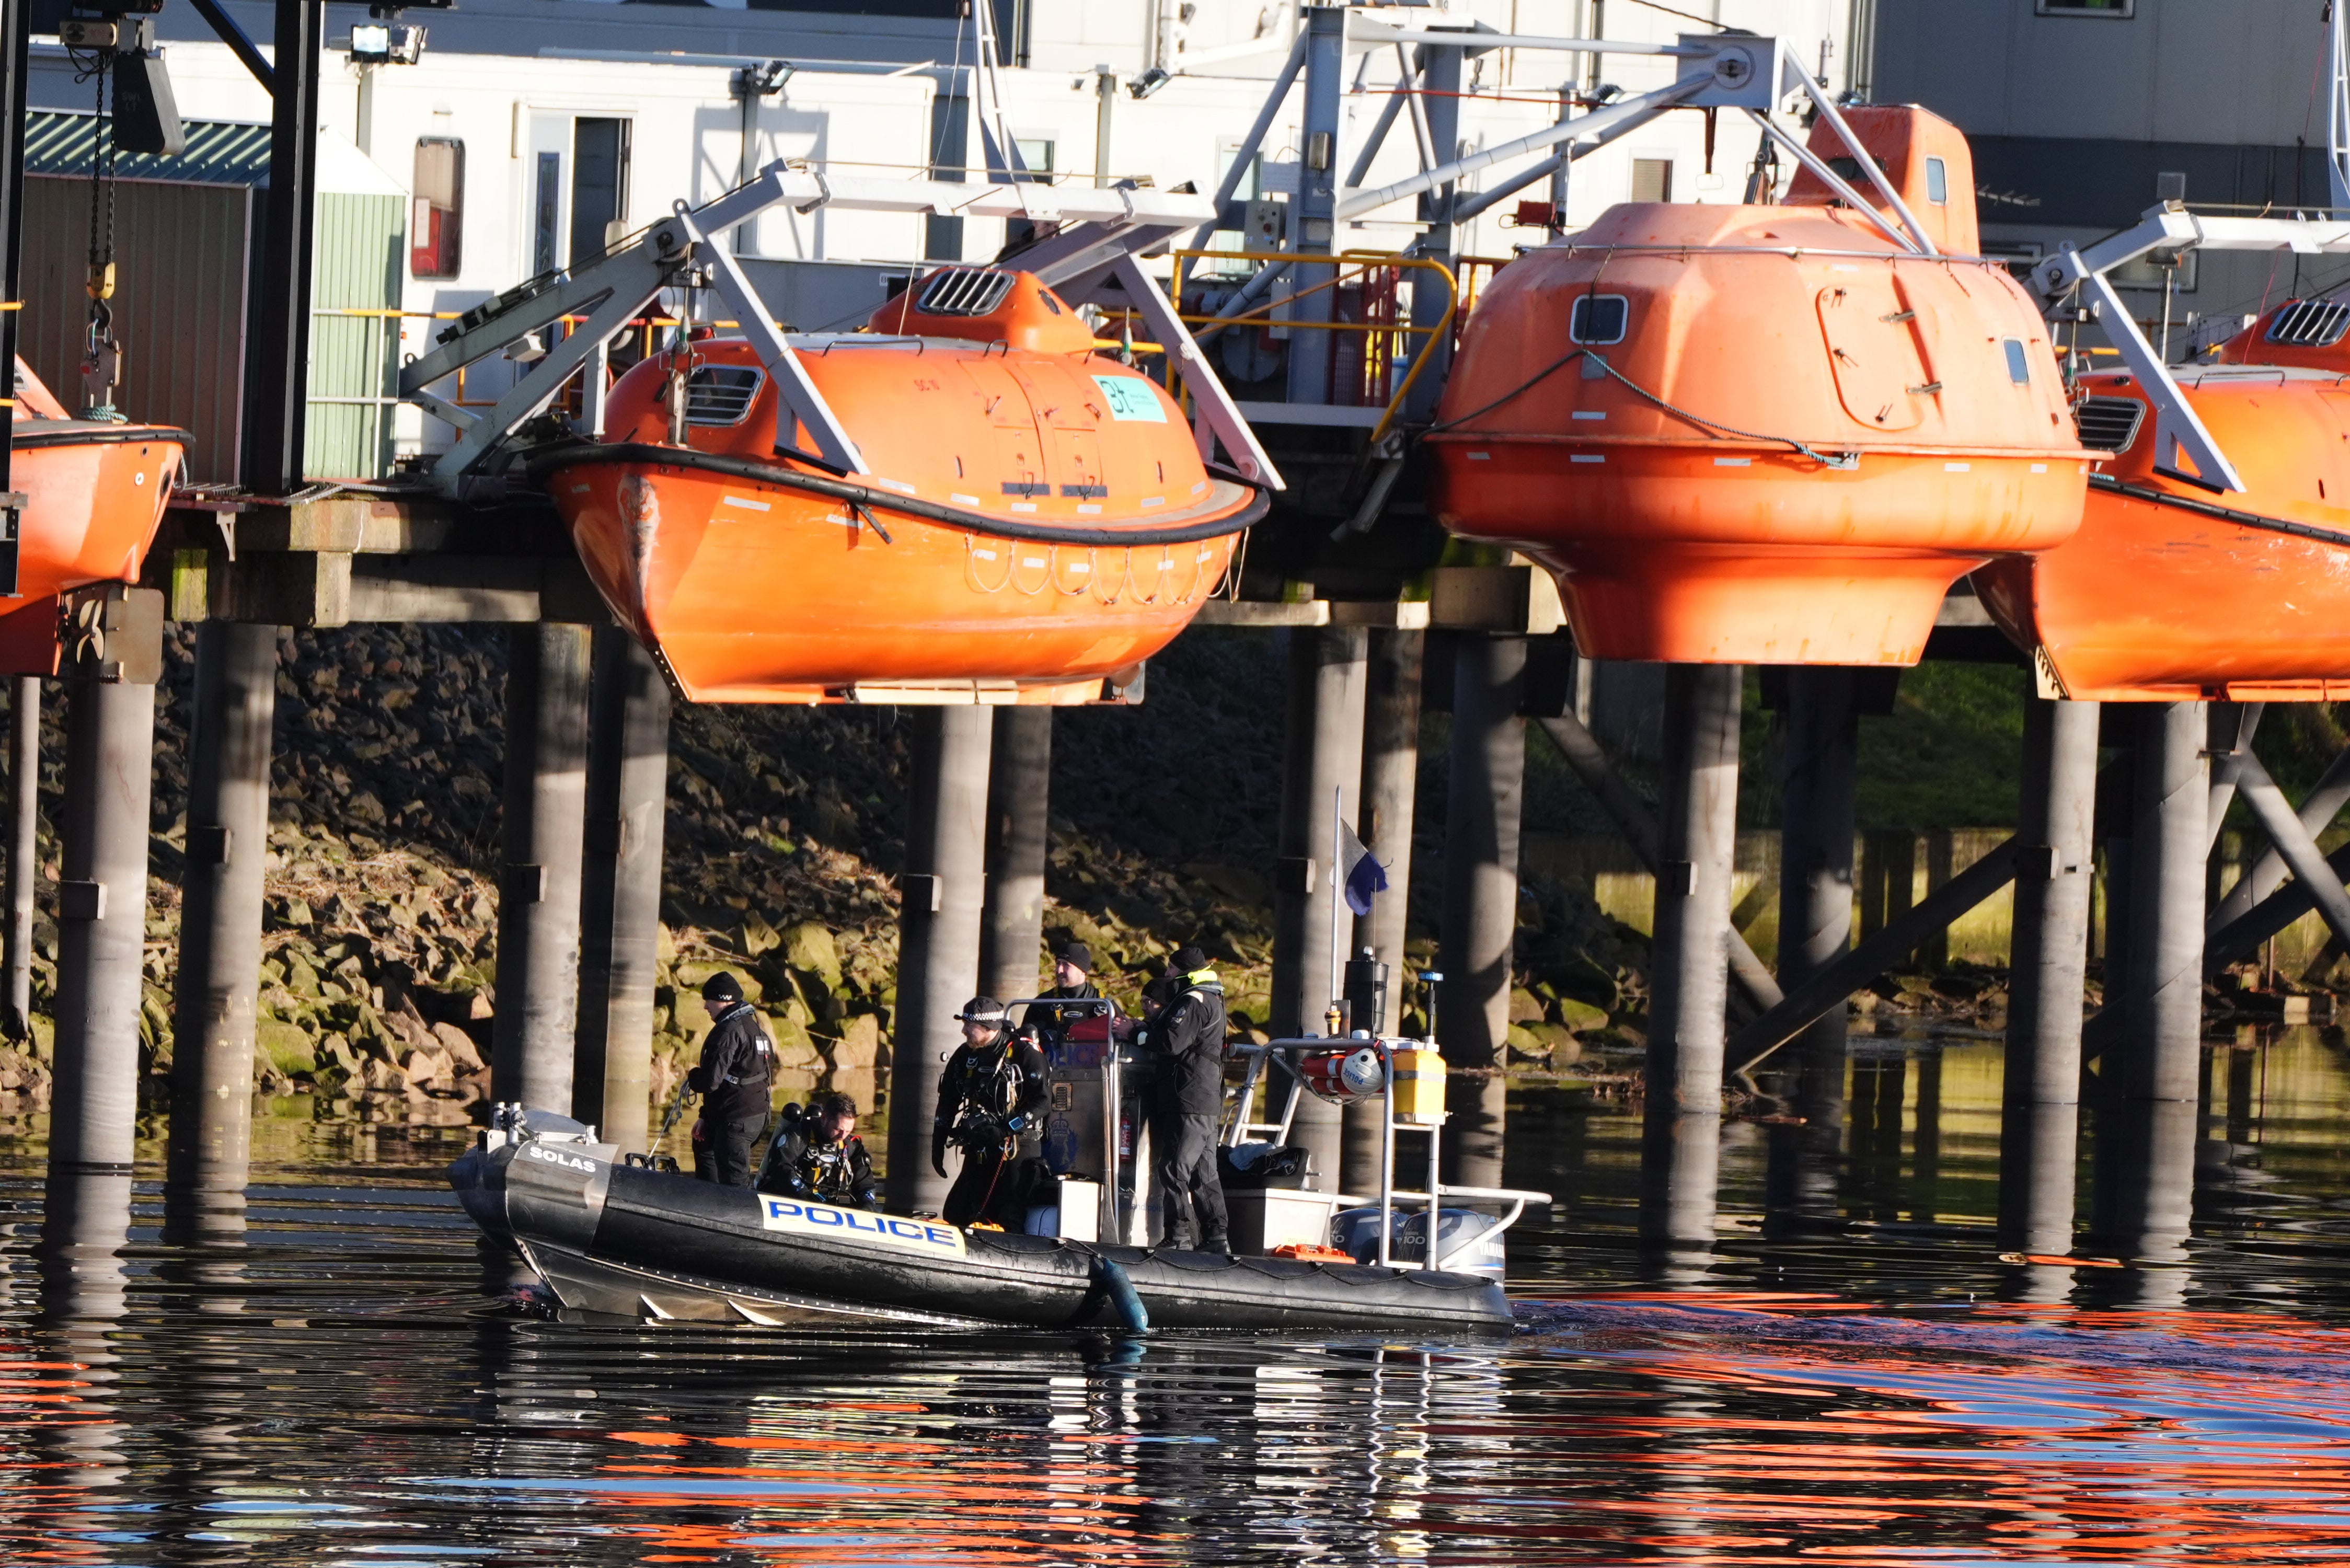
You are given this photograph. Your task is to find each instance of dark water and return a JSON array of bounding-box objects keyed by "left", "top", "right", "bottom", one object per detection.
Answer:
[{"left": 7, "top": 1031, "right": 2350, "bottom": 1564}]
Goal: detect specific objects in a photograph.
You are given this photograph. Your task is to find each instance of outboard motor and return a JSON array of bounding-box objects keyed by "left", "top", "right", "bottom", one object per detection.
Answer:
[{"left": 1332, "top": 1206, "right": 1508, "bottom": 1279}]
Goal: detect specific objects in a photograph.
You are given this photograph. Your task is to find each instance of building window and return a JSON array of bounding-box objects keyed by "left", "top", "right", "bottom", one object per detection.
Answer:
[
  {"left": 1570, "top": 294, "right": 1629, "bottom": 345},
  {"left": 1013, "top": 137, "right": 1055, "bottom": 182},
  {"left": 410, "top": 137, "right": 463, "bottom": 279},
  {"left": 1631, "top": 158, "right": 1673, "bottom": 203},
  {"left": 2113, "top": 250, "right": 2198, "bottom": 292},
  {"left": 533, "top": 151, "right": 561, "bottom": 278},
  {"left": 1925, "top": 156, "right": 1948, "bottom": 204},
  {"left": 2035, "top": 0, "right": 2133, "bottom": 15},
  {"left": 570, "top": 118, "right": 631, "bottom": 267}
]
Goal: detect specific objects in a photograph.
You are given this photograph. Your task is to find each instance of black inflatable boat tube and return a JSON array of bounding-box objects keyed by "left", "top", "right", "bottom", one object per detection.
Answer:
[{"left": 457, "top": 1137, "right": 1512, "bottom": 1332}]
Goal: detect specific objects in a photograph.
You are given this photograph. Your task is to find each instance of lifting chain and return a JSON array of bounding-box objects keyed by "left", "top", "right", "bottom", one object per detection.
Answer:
[{"left": 68, "top": 41, "right": 123, "bottom": 421}]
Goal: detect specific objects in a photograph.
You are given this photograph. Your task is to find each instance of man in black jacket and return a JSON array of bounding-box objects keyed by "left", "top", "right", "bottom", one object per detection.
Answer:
[
  {"left": 931, "top": 996, "right": 1050, "bottom": 1227},
  {"left": 688, "top": 972, "right": 776, "bottom": 1185},
  {"left": 756, "top": 1092, "right": 878, "bottom": 1208},
  {"left": 1144, "top": 945, "right": 1229, "bottom": 1252},
  {"left": 1029, "top": 940, "right": 1102, "bottom": 1035}
]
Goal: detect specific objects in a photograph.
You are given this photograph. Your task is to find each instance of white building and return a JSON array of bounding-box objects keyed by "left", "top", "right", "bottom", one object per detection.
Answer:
[{"left": 24, "top": 0, "right": 1860, "bottom": 470}]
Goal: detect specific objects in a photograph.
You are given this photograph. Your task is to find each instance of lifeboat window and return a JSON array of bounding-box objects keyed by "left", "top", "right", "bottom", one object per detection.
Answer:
[
  {"left": 2073, "top": 395, "right": 2146, "bottom": 452},
  {"left": 917, "top": 267, "right": 1018, "bottom": 318},
  {"left": 2266, "top": 299, "right": 2350, "bottom": 348},
  {"left": 2002, "top": 339, "right": 2033, "bottom": 385},
  {"left": 1569, "top": 294, "right": 1629, "bottom": 345},
  {"left": 684, "top": 366, "right": 764, "bottom": 426},
  {"left": 1925, "top": 157, "right": 1948, "bottom": 204}
]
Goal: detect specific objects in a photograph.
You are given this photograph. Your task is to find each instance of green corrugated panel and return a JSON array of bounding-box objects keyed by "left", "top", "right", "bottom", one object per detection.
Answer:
[
  {"left": 24, "top": 111, "right": 271, "bottom": 186},
  {"left": 304, "top": 192, "right": 406, "bottom": 481},
  {"left": 30, "top": 109, "right": 406, "bottom": 480}
]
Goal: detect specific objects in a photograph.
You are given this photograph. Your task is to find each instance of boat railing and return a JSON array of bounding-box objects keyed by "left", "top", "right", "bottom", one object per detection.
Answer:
[
  {"left": 1002, "top": 995, "right": 1127, "bottom": 1242},
  {"left": 1162, "top": 247, "right": 1458, "bottom": 443},
  {"left": 1226, "top": 1036, "right": 1550, "bottom": 1270}
]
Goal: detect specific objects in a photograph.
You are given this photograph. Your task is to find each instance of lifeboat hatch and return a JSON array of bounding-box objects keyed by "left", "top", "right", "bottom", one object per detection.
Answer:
[
  {"left": 960, "top": 360, "right": 1046, "bottom": 495},
  {"left": 1817, "top": 279, "right": 1926, "bottom": 432}
]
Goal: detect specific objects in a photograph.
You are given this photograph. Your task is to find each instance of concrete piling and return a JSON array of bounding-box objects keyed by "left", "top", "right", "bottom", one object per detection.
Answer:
[
  {"left": 2098, "top": 701, "right": 2207, "bottom": 1262},
  {"left": 5, "top": 676, "right": 34, "bottom": 1038},
  {"left": 980, "top": 706, "right": 1052, "bottom": 1005},
  {"left": 1438, "top": 632, "right": 1526, "bottom": 1189},
  {"left": 1776, "top": 668, "right": 1858, "bottom": 998},
  {"left": 1639, "top": 663, "right": 1742, "bottom": 1246},
  {"left": 490, "top": 624, "right": 594, "bottom": 1112},
  {"left": 1999, "top": 696, "right": 2099, "bottom": 1253},
  {"left": 1270, "top": 625, "right": 1366, "bottom": 1189},
  {"left": 885, "top": 706, "right": 992, "bottom": 1213},
  {"left": 48, "top": 676, "right": 157, "bottom": 1174},
  {"left": 1343, "top": 627, "right": 1423, "bottom": 1192},
  {"left": 572, "top": 627, "right": 671, "bottom": 1151},
  {"left": 1354, "top": 628, "right": 1423, "bottom": 1032},
  {"left": 1763, "top": 667, "right": 1859, "bottom": 1237},
  {"left": 2123, "top": 701, "right": 2209, "bottom": 1086},
  {"left": 164, "top": 622, "right": 281, "bottom": 1238}
]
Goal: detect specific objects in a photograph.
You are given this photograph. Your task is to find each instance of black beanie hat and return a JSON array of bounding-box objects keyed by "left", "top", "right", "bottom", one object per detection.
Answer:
[
  {"left": 1171, "top": 944, "right": 1208, "bottom": 973},
  {"left": 702, "top": 971, "right": 744, "bottom": 1002}
]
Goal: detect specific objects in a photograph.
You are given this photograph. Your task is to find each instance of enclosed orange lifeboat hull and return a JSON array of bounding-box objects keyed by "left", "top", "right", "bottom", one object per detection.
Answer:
[
  {"left": 539, "top": 271, "right": 1260, "bottom": 703},
  {"left": 1426, "top": 106, "right": 2090, "bottom": 665},
  {"left": 0, "top": 360, "right": 186, "bottom": 673},
  {"left": 1975, "top": 367, "right": 2350, "bottom": 702}
]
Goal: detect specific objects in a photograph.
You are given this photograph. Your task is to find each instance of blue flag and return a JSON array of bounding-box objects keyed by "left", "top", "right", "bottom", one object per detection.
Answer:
[{"left": 1338, "top": 820, "right": 1389, "bottom": 917}]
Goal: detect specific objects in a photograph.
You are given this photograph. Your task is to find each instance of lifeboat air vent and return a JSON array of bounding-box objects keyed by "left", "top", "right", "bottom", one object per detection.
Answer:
[
  {"left": 685, "top": 365, "right": 764, "bottom": 426},
  {"left": 2073, "top": 396, "right": 2146, "bottom": 453},
  {"left": 917, "top": 267, "right": 1018, "bottom": 317},
  {"left": 2266, "top": 298, "right": 2350, "bottom": 348}
]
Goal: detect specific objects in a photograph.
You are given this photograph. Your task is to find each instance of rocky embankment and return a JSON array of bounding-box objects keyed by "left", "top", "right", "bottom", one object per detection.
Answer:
[{"left": 0, "top": 621, "right": 2045, "bottom": 1133}]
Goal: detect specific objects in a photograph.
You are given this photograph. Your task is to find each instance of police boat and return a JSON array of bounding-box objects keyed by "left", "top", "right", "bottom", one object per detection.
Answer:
[{"left": 448, "top": 1002, "right": 1535, "bottom": 1333}]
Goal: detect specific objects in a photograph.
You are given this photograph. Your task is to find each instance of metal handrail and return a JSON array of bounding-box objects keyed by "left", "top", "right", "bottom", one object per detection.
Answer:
[{"left": 1166, "top": 246, "right": 1459, "bottom": 443}]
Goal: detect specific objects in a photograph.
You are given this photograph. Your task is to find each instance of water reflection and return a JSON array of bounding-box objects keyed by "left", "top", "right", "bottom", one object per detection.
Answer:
[{"left": 0, "top": 1032, "right": 2345, "bottom": 1558}]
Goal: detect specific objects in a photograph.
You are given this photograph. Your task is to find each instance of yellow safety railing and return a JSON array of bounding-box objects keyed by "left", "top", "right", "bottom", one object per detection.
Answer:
[{"left": 1162, "top": 248, "right": 1458, "bottom": 444}]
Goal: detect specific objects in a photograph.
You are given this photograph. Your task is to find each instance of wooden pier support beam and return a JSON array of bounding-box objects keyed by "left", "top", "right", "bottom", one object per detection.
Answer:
[
  {"left": 980, "top": 706, "right": 1052, "bottom": 1005},
  {"left": 572, "top": 628, "right": 671, "bottom": 1152},
  {"left": 1639, "top": 663, "right": 1742, "bottom": 1247},
  {"left": 165, "top": 622, "right": 282, "bottom": 1239},
  {"left": 886, "top": 707, "right": 992, "bottom": 1214},
  {"left": 491, "top": 624, "right": 593, "bottom": 1112},
  {"left": 1998, "top": 696, "right": 2100, "bottom": 1255}
]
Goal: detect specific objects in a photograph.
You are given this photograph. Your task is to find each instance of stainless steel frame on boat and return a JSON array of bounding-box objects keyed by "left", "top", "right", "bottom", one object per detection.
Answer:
[{"left": 1222, "top": 1031, "right": 1548, "bottom": 1271}]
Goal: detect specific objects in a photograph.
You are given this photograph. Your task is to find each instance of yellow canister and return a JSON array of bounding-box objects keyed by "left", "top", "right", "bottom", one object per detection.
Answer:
[{"left": 1390, "top": 1045, "right": 1447, "bottom": 1126}]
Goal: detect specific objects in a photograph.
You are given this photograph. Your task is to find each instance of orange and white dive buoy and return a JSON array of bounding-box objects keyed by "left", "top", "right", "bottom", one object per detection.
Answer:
[
  {"left": 538, "top": 267, "right": 1264, "bottom": 705},
  {"left": 1427, "top": 105, "right": 2091, "bottom": 665},
  {"left": 0, "top": 358, "right": 186, "bottom": 674}
]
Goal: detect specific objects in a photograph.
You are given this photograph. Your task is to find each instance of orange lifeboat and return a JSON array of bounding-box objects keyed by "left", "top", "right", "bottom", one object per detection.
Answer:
[
  {"left": 0, "top": 359, "right": 187, "bottom": 673},
  {"left": 1426, "top": 105, "right": 2090, "bottom": 665},
  {"left": 535, "top": 267, "right": 1264, "bottom": 703},
  {"left": 1976, "top": 302, "right": 2350, "bottom": 700}
]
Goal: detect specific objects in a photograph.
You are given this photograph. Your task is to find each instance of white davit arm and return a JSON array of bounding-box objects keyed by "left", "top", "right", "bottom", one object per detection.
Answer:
[
  {"left": 1104, "top": 253, "right": 1284, "bottom": 491},
  {"left": 671, "top": 199, "right": 868, "bottom": 475}
]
